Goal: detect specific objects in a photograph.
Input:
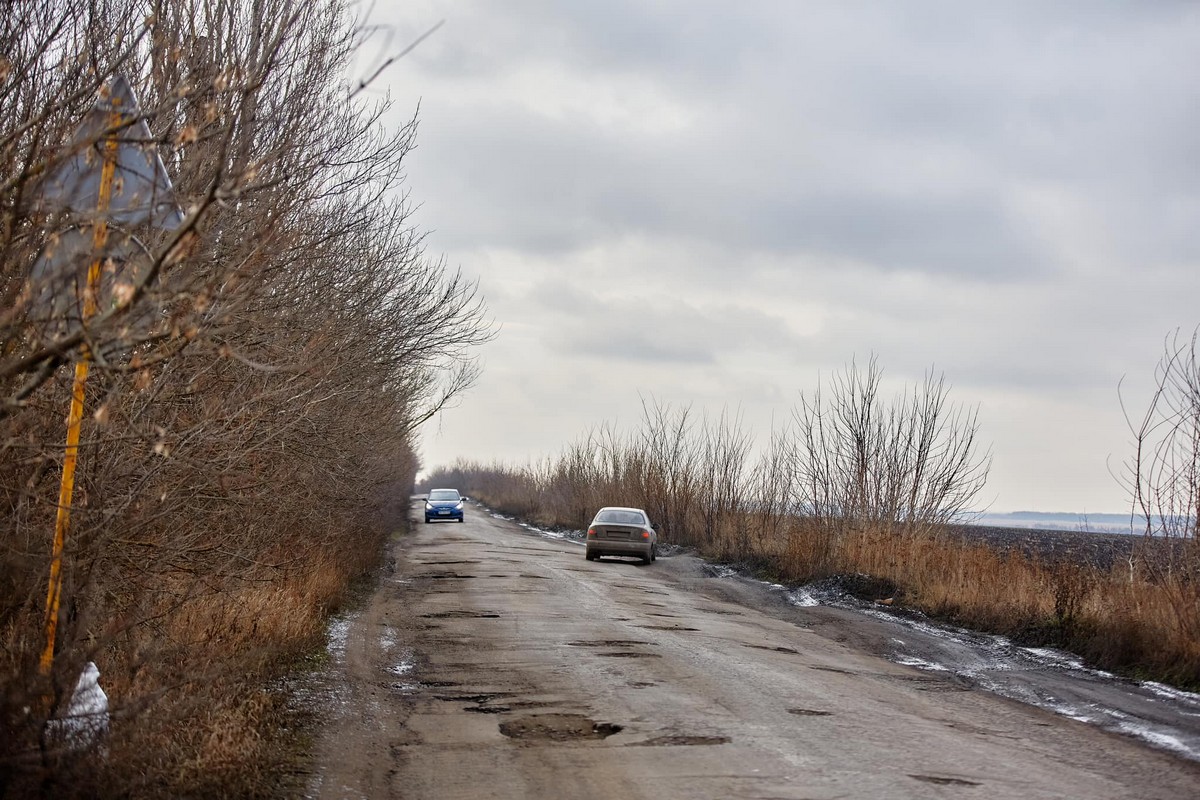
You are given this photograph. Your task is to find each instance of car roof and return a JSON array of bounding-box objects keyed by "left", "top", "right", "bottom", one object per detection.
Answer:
[{"left": 596, "top": 506, "right": 646, "bottom": 514}]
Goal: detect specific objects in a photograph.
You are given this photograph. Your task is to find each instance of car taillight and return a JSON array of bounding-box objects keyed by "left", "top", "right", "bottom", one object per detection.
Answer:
[
  {"left": 642, "top": 530, "right": 651, "bottom": 539},
  {"left": 587, "top": 528, "right": 596, "bottom": 537}
]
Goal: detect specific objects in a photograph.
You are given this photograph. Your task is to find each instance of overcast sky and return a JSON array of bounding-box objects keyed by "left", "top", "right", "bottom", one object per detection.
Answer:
[{"left": 369, "top": 1, "right": 1200, "bottom": 513}]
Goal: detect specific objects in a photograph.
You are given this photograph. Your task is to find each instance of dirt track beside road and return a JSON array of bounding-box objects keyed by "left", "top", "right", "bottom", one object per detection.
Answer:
[{"left": 306, "top": 505, "right": 1200, "bottom": 799}]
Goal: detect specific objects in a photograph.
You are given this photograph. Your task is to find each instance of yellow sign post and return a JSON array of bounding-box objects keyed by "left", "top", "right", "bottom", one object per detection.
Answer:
[
  {"left": 34, "top": 74, "right": 183, "bottom": 680},
  {"left": 38, "top": 112, "right": 120, "bottom": 677}
]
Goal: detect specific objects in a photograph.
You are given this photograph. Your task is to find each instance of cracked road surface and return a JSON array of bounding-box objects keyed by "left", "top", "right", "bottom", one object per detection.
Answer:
[{"left": 308, "top": 506, "right": 1200, "bottom": 799}]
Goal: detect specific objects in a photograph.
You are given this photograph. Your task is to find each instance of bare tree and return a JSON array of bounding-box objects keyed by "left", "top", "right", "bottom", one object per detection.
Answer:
[
  {"left": 695, "top": 408, "right": 752, "bottom": 555},
  {"left": 1, "top": 1, "right": 490, "bottom": 792},
  {"left": 791, "top": 357, "right": 990, "bottom": 542},
  {"left": 1126, "top": 330, "right": 1200, "bottom": 546},
  {"left": 636, "top": 399, "right": 700, "bottom": 546},
  {"left": 747, "top": 423, "right": 797, "bottom": 553},
  {"left": 1122, "top": 329, "right": 1200, "bottom": 640}
]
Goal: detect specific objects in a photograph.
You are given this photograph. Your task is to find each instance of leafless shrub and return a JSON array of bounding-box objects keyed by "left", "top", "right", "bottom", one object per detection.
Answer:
[
  {"left": 1121, "top": 328, "right": 1200, "bottom": 642},
  {"left": 747, "top": 426, "right": 800, "bottom": 562},
  {"left": 634, "top": 399, "right": 699, "bottom": 545},
  {"left": 791, "top": 356, "right": 990, "bottom": 542},
  {"left": 695, "top": 408, "right": 752, "bottom": 557}
]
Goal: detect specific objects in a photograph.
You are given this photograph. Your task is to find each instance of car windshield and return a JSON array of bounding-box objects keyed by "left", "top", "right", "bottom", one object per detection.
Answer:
[
  {"left": 428, "top": 490, "right": 460, "bottom": 501},
  {"left": 595, "top": 509, "right": 646, "bottom": 526}
]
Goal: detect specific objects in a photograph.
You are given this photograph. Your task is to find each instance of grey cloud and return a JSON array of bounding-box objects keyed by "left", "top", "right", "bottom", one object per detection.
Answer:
[
  {"left": 416, "top": 110, "right": 1052, "bottom": 281},
  {"left": 524, "top": 279, "right": 802, "bottom": 366},
  {"left": 397, "top": 0, "right": 1200, "bottom": 282}
]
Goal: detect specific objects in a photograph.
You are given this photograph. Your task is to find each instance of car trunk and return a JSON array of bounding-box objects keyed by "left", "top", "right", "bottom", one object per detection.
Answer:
[{"left": 594, "top": 524, "right": 645, "bottom": 542}]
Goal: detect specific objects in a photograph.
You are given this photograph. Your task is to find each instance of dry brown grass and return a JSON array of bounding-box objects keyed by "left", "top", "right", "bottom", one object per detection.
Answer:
[{"left": 1, "top": 538, "right": 387, "bottom": 798}]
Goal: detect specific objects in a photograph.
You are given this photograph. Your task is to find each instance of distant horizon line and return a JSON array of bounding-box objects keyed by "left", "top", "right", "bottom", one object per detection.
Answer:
[{"left": 975, "top": 510, "right": 1137, "bottom": 519}]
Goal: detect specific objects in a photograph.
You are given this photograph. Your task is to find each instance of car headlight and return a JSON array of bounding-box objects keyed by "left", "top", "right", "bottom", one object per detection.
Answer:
[{"left": 455, "top": 501, "right": 463, "bottom": 509}]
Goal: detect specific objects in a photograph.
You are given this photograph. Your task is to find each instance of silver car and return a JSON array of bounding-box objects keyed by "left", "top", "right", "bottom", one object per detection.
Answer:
[{"left": 585, "top": 507, "right": 657, "bottom": 564}]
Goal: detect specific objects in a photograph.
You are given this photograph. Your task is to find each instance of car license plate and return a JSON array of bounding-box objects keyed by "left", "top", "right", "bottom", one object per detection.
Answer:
[{"left": 438, "top": 509, "right": 450, "bottom": 515}]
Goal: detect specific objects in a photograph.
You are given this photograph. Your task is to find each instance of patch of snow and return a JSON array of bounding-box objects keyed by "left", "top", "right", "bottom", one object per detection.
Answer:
[
  {"left": 519, "top": 521, "right": 570, "bottom": 539},
  {"left": 1142, "top": 681, "right": 1200, "bottom": 706},
  {"left": 47, "top": 661, "right": 108, "bottom": 751},
  {"left": 389, "top": 647, "right": 416, "bottom": 677},
  {"left": 1022, "top": 647, "right": 1085, "bottom": 670},
  {"left": 787, "top": 588, "right": 820, "bottom": 607},
  {"left": 1045, "top": 701, "right": 1093, "bottom": 723},
  {"left": 326, "top": 617, "right": 352, "bottom": 660},
  {"left": 895, "top": 654, "right": 950, "bottom": 672},
  {"left": 1115, "top": 723, "right": 1200, "bottom": 760}
]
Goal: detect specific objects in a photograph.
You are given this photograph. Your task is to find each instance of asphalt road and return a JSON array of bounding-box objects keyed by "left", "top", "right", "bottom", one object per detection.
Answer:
[{"left": 308, "top": 504, "right": 1200, "bottom": 799}]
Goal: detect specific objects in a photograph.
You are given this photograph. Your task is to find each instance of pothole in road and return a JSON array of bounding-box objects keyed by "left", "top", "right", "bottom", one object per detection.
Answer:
[
  {"left": 420, "top": 611, "right": 500, "bottom": 619},
  {"left": 390, "top": 682, "right": 423, "bottom": 693},
  {"left": 499, "top": 714, "right": 623, "bottom": 742},
  {"left": 418, "top": 560, "right": 481, "bottom": 565},
  {"left": 744, "top": 644, "right": 800, "bottom": 654},
  {"left": 788, "top": 708, "right": 833, "bottom": 716},
  {"left": 465, "top": 705, "right": 511, "bottom": 714},
  {"left": 596, "top": 652, "right": 661, "bottom": 658},
  {"left": 910, "top": 774, "right": 981, "bottom": 787},
  {"left": 414, "top": 573, "right": 476, "bottom": 580},
  {"left": 637, "top": 625, "right": 700, "bottom": 632},
  {"left": 433, "top": 693, "right": 514, "bottom": 704},
  {"left": 633, "top": 735, "right": 731, "bottom": 746},
  {"left": 567, "top": 640, "right": 651, "bottom": 648},
  {"left": 891, "top": 674, "right": 973, "bottom": 692}
]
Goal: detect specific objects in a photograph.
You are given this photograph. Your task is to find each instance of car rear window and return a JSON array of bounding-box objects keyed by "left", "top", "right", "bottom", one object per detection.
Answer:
[
  {"left": 428, "top": 490, "right": 460, "bottom": 501},
  {"left": 595, "top": 509, "right": 646, "bottom": 525}
]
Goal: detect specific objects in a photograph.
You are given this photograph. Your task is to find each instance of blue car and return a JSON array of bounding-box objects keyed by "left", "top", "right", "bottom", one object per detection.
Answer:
[{"left": 424, "top": 488, "right": 465, "bottom": 523}]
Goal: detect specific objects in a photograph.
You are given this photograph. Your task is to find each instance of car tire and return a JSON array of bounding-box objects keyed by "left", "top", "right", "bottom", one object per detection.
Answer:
[
  {"left": 424, "top": 518, "right": 431, "bottom": 524},
  {"left": 458, "top": 517, "right": 465, "bottom": 523},
  {"left": 650, "top": 544, "right": 657, "bottom": 562}
]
